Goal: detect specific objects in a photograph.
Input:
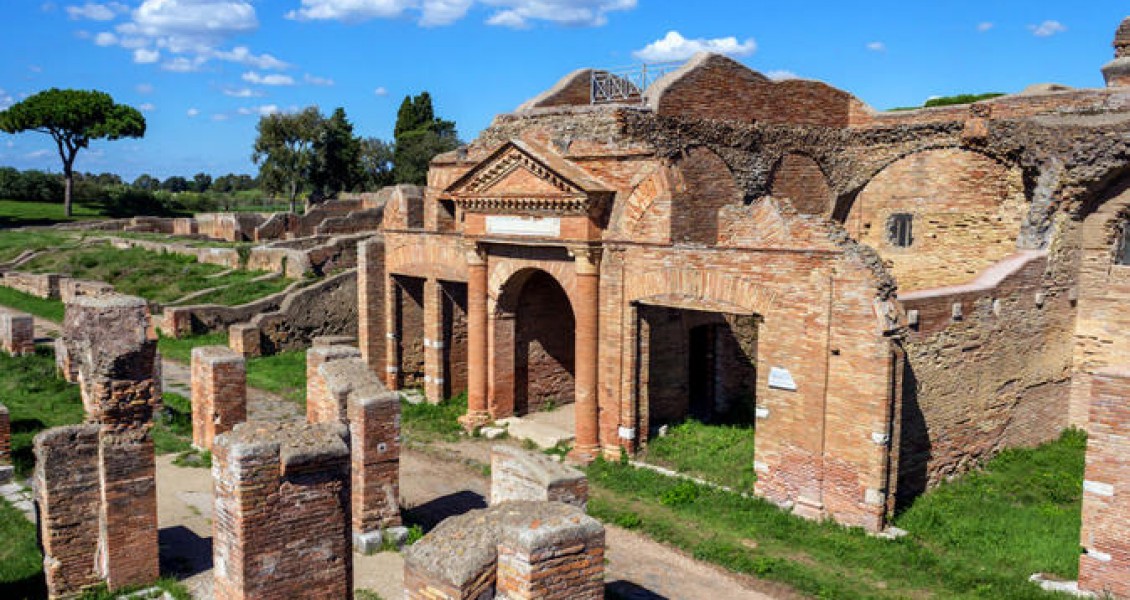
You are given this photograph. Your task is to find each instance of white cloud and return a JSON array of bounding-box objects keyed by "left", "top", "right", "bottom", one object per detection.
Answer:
[
  {"left": 66, "top": 2, "right": 127, "bottom": 21},
  {"left": 187, "top": 107, "right": 200, "bottom": 117},
  {"left": 139, "top": 102, "right": 156, "bottom": 112},
  {"left": 27, "top": 65, "right": 43, "bottom": 73},
  {"left": 212, "top": 46, "right": 289, "bottom": 70},
  {"left": 26, "top": 149, "right": 52, "bottom": 159},
  {"left": 162, "top": 56, "right": 207, "bottom": 72},
  {"left": 374, "top": 86, "right": 388, "bottom": 96},
  {"left": 133, "top": 47, "right": 160, "bottom": 63},
  {"left": 237, "top": 104, "right": 283, "bottom": 116},
  {"left": 136, "top": 82, "right": 154, "bottom": 94},
  {"left": 632, "top": 31, "right": 756, "bottom": 62},
  {"left": 286, "top": 0, "right": 634, "bottom": 28},
  {"left": 304, "top": 73, "right": 334, "bottom": 86},
  {"left": 222, "top": 87, "right": 262, "bottom": 98},
  {"left": 765, "top": 70, "right": 798, "bottom": 81},
  {"left": 0, "top": 89, "right": 13, "bottom": 109},
  {"left": 242, "top": 71, "right": 296, "bottom": 86},
  {"left": 1029, "top": 20, "right": 1066, "bottom": 37},
  {"left": 211, "top": 113, "right": 228, "bottom": 121},
  {"left": 121, "top": 0, "right": 258, "bottom": 54},
  {"left": 94, "top": 31, "right": 118, "bottom": 46},
  {"left": 866, "top": 41, "right": 886, "bottom": 52},
  {"left": 977, "top": 22, "right": 993, "bottom": 32}
]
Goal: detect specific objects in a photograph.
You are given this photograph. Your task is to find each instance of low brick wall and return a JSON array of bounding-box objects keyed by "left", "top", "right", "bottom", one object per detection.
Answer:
[
  {"left": 1079, "top": 367, "right": 1130, "bottom": 598},
  {"left": 404, "top": 501, "right": 603, "bottom": 600},
  {"left": 490, "top": 445, "right": 588, "bottom": 509},
  {"left": 306, "top": 344, "right": 363, "bottom": 424},
  {"left": 191, "top": 346, "right": 247, "bottom": 451},
  {"left": 213, "top": 421, "right": 352, "bottom": 600},
  {"left": 228, "top": 323, "right": 261, "bottom": 357},
  {"left": 0, "top": 310, "right": 35, "bottom": 355},
  {"left": 0, "top": 271, "right": 59, "bottom": 297}
]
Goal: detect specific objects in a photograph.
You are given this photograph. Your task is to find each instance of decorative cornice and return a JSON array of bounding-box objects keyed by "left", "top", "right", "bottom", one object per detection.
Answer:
[{"left": 454, "top": 196, "right": 591, "bottom": 215}]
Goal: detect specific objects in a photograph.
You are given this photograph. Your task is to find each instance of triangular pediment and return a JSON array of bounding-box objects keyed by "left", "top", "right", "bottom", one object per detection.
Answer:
[{"left": 445, "top": 139, "right": 611, "bottom": 200}]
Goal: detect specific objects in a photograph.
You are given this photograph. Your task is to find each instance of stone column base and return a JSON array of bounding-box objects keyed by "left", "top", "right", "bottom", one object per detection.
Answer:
[
  {"left": 458, "top": 411, "right": 491, "bottom": 432},
  {"left": 566, "top": 444, "right": 600, "bottom": 465},
  {"left": 354, "top": 526, "right": 410, "bottom": 555}
]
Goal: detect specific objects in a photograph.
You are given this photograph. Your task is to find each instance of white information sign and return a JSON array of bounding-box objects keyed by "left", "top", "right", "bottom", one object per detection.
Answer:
[
  {"left": 485, "top": 215, "right": 561, "bottom": 237},
  {"left": 768, "top": 367, "right": 797, "bottom": 391}
]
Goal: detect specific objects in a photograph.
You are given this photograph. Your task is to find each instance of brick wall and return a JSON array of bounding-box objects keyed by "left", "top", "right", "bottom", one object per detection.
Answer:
[
  {"left": 0, "top": 310, "right": 35, "bottom": 355},
  {"left": 306, "top": 344, "right": 363, "bottom": 424},
  {"left": 514, "top": 270, "right": 575, "bottom": 413},
  {"left": 404, "top": 501, "right": 603, "bottom": 600},
  {"left": 97, "top": 431, "right": 159, "bottom": 590},
  {"left": 1078, "top": 368, "right": 1130, "bottom": 598},
  {"left": 393, "top": 276, "right": 426, "bottom": 388},
  {"left": 490, "top": 445, "right": 588, "bottom": 509},
  {"left": 442, "top": 281, "right": 469, "bottom": 400},
  {"left": 769, "top": 153, "right": 834, "bottom": 216},
  {"left": 213, "top": 422, "right": 352, "bottom": 600},
  {"left": 191, "top": 346, "right": 247, "bottom": 451},
  {"left": 228, "top": 323, "right": 261, "bottom": 358},
  {"left": 357, "top": 238, "right": 386, "bottom": 374},
  {"left": 845, "top": 148, "right": 1026, "bottom": 291},
  {"left": 670, "top": 147, "right": 743, "bottom": 245},
  {"left": 0, "top": 271, "right": 59, "bottom": 298}
]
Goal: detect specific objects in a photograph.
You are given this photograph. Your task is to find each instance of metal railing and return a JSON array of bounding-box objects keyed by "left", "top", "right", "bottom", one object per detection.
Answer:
[{"left": 590, "top": 61, "right": 683, "bottom": 104}]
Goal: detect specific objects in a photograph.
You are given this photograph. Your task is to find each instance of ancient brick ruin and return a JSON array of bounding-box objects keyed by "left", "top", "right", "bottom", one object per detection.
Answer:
[
  {"left": 370, "top": 19, "right": 1130, "bottom": 588},
  {"left": 191, "top": 345, "right": 247, "bottom": 451},
  {"left": 0, "top": 402, "right": 10, "bottom": 483},
  {"left": 404, "top": 501, "right": 604, "bottom": 600},
  {"left": 34, "top": 294, "right": 160, "bottom": 598},
  {"left": 490, "top": 445, "right": 587, "bottom": 509},
  {"left": 0, "top": 309, "right": 34, "bottom": 355},
  {"left": 212, "top": 421, "right": 353, "bottom": 600}
]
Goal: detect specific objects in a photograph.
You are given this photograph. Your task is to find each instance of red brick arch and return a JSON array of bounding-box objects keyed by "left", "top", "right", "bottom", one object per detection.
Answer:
[
  {"left": 627, "top": 268, "right": 777, "bottom": 316},
  {"left": 386, "top": 240, "right": 468, "bottom": 281},
  {"left": 488, "top": 259, "right": 578, "bottom": 316}
]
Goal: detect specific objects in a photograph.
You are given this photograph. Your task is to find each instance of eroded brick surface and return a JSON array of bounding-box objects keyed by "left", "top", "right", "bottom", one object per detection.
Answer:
[
  {"left": 1079, "top": 368, "right": 1130, "bottom": 598},
  {"left": 490, "top": 445, "right": 587, "bottom": 509},
  {"left": 191, "top": 345, "right": 247, "bottom": 451},
  {"left": 0, "top": 310, "right": 35, "bottom": 355}
]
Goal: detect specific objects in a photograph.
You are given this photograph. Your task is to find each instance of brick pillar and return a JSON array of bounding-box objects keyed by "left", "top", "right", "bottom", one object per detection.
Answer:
[
  {"left": 228, "top": 323, "right": 261, "bottom": 358},
  {"left": 307, "top": 344, "right": 362, "bottom": 424},
  {"left": 34, "top": 425, "right": 103, "bottom": 599},
  {"left": 344, "top": 367, "right": 402, "bottom": 552},
  {"left": 423, "top": 278, "right": 447, "bottom": 404},
  {"left": 213, "top": 422, "right": 352, "bottom": 600},
  {"left": 384, "top": 272, "right": 401, "bottom": 390},
  {"left": 496, "top": 503, "right": 605, "bottom": 600},
  {"left": 570, "top": 247, "right": 601, "bottom": 462},
  {"left": 358, "top": 238, "right": 386, "bottom": 374},
  {"left": 1079, "top": 367, "right": 1130, "bottom": 598},
  {"left": 490, "top": 445, "right": 587, "bottom": 508},
  {"left": 97, "top": 431, "right": 158, "bottom": 590},
  {"left": 1, "top": 310, "right": 35, "bottom": 355},
  {"left": 460, "top": 246, "right": 490, "bottom": 430},
  {"left": 0, "top": 403, "right": 9, "bottom": 483},
  {"left": 191, "top": 346, "right": 247, "bottom": 451}
]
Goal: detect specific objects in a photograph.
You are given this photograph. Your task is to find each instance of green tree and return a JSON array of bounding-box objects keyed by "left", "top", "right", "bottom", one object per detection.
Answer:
[
  {"left": 392, "top": 92, "right": 460, "bottom": 185},
  {"left": 310, "top": 107, "right": 362, "bottom": 202},
  {"left": 191, "top": 172, "right": 212, "bottom": 193},
  {"left": 161, "top": 176, "right": 189, "bottom": 193},
  {"left": 132, "top": 173, "right": 161, "bottom": 191},
  {"left": 252, "top": 107, "right": 321, "bottom": 213},
  {"left": 0, "top": 88, "right": 145, "bottom": 216},
  {"left": 359, "top": 137, "right": 395, "bottom": 190}
]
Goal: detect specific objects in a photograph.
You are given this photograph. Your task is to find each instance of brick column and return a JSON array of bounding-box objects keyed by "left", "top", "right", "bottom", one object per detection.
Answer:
[
  {"left": 213, "top": 422, "right": 352, "bottom": 600},
  {"left": 1, "top": 310, "right": 35, "bottom": 356},
  {"left": 191, "top": 346, "right": 247, "bottom": 451},
  {"left": 460, "top": 245, "right": 491, "bottom": 430},
  {"left": 98, "top": 431, "right": 158, "bottom": 590},
  {"left": 357, "top": 238, "right": 386, "bottom": 373},
  {"left": 384, "top": 273, "right": 401, "bottom": 390},
  {"left": 496, "top": 503, "right": 605, "bottom": 600},
  {"left": 423, "top": 278, "right": 446, "bottom": 404},
  {"left": 344, "top": 369, "right": 402, "bottom": 553},
  {"left": 228, "top": 323, "right": 261, "bottom": 358},
  {"left": 306, "top": 344, "right": 362, "bottom": 424},
  {"left": 570, "top": 247, "right": 601, "bottom": 462},
  {"left": 1079, "top": 367, "right": 1130, "bottom": 598}
]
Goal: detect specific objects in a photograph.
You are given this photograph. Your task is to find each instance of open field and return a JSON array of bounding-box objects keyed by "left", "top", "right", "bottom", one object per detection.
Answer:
[{"left": 0, "top": 199, "right": 108, "bottom": 229}]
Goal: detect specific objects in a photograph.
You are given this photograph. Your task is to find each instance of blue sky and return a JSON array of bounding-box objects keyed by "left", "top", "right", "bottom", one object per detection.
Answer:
[{"left": 0, "top": 0, "right": 1126, "bottom": 180}]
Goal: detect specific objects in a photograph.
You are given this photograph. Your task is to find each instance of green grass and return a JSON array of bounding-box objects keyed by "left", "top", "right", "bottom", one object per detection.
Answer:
[
  {"left": 153, "top": 392, "right": 194, "bottom": 456},
  {"left": 0, "top": 498, "right": 48, "bottom": 599},
  {"left": 355, "top": 591, "right": 385, "bottom": 600},
  {"left": 0, "top": 286, "right": 65, "bottom": 322},
  {"left": 587, "top": 429, "right": 1086, "bottom": 599},
  {"left": 247, "top": 350, "right": 307, "bottom": 405},
  {"left": 0, "top": 199, "right": 107, "bottom": 229},
  {"left": 401, "top": 392, "right": 467, "bottom": 443},
  {"left": 156, "top": 332, "right": 227, "bottom": 363},
  {"left": 639, "top": 420, "right": 756, "bottom": 493},
  {"left": 20, "top": 242, "right": 278, "bottom": 304},
  {"left": 183, "top": 276, "right": 293, "bottom": 306},
  {"left": 0, "top": 229, "right": 82, "bottom": 263},
  {"left": 0, "top": 347, "right": 85, "bottom": 477}
]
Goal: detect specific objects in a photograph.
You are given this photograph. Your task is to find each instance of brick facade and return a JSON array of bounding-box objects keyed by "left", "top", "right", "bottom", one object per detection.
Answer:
[
  {"left": 404, "top": 501, "right": 603, "bottom": 600},
  {"left": 212, "top": 421, "right": 352, "bottom": 600},
  {"left": 0, "top": 310, "right": 35, "bottom": 355},
  {"left": 1079, "top": 368, "right": 1130, "bottom": 598},
  {"left": 191, "top": 345, "right": 247, "bottom": 451},
  {"left": 490, "top": 445, "right": 587, "bottom": 509}
]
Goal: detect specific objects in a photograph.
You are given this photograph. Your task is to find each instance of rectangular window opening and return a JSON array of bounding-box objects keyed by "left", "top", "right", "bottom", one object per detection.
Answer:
[{"left": 888, "top": 213, "right": 914, "bottom": 248}]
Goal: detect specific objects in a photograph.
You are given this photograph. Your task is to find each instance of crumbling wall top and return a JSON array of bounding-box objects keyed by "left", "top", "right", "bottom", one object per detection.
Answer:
[
  {"left": 1115, "top": 17, "right": 1130, "bottom": 58},
  {"left": 319, "top": 357, "right": 392, "bottom": 404},
  {"left": 219, "top": 421, "right": 348, "bottom": 474}
]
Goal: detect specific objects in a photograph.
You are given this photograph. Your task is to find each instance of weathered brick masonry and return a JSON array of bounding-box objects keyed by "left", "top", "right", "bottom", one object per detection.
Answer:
[
  {"left": 490, "top": 445, "right": 588, "bottom": 509},
  {"left": 191, "top": 345, "right": 247, "bottom": 451},
  {"left": 1078, "top": 368, "right": 1130, "bottom": 598},
  {"left": 0, "top": 310, "right": 35, "bottom": 355},
  {"left": 306, "top": 342, "right": 363, "bottom": 423},
  {"left": 404, "top": 501, "right": 603, "bottom": 600},
  {"left": 212, "top": 421, "right": 352, "bottom": 600},
  {"left": 0, "top": 402, "right": 9, "bottom": 483}
]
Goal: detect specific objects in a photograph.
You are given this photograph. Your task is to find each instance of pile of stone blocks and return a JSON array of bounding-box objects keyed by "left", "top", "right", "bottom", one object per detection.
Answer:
[
  {"left": 0, "top": 309, "right": 34, "bottom": 355},
  {"left": 33, "top": 293, "right": 160, "bottom": 598},
  {"left": 191, "top": 345, "right": 247, "bottom": 451},
  {"left": 212, "top": 421, "right": 353, "bottom": 600},
  {"left": 490, "top": 445, "right": 588, "bottom": 509},
  {"left": 404, "top": 501, "right": 604, "bottom": 600}
]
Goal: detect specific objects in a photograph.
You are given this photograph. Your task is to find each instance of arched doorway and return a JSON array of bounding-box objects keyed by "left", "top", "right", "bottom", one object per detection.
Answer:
[{"left": 493, "top": 268, "right": 576, "bottom": 417}]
